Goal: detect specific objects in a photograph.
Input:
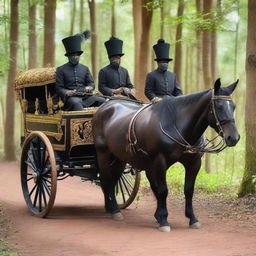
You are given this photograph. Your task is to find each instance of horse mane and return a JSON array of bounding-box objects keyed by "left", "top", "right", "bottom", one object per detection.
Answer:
[{"left": 159, "top": 89, "right": 212, "bottom": 126}]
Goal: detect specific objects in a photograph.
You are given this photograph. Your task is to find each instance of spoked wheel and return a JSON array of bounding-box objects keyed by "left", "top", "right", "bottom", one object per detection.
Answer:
[
  {"left": 115, "top": 164, "right": 141, "bottom": 209},
  {"left": 21, "top": 131, "right": 57, "bottom": 218}
]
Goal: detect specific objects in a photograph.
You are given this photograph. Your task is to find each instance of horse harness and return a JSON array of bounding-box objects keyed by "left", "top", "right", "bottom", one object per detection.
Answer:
[{"left": 127, "top": 90, "right": 233, "bottom": 155}]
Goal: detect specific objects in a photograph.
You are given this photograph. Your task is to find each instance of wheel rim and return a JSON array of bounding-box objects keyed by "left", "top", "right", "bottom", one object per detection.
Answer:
[
  {"left": 21, "top": 132, "right": 57, "bottom": 217},
  {"left": 115, "top": 165, "right": 140, "bottom": 209}
]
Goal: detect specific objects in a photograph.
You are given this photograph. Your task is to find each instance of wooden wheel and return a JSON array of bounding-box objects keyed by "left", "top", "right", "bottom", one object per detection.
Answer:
[
  {"left": 20, "top": 131, "right": 57, "bottom": 217},
  {"left": 115, "top": 164, "right": 141, "bottom": 209}
]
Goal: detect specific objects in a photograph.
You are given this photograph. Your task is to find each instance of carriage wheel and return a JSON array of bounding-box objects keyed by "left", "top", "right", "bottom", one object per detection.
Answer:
[
  {"left": 115, "top": 164, "right": 141, "bottom": 209},
  {"left": 21, "top": 131, "right": 57, "bottom": 218}
]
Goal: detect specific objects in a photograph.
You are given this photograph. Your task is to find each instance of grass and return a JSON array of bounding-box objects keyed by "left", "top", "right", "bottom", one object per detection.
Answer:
[{"left": 0, "top": 240, "right": 16, "bottom": 256}]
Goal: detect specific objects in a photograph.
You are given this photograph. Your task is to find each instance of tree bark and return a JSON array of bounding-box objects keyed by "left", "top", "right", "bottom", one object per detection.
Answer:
[
  {"left": 88, "top": 0, "right": 98, "bottom": 83},
  {"left": 111, "top": 0, "right": 116, "bottom": 36},
  {"left": 132, "top": 0, "right": 142, "bottom": 93},
  {"left": 80, "top": 0, "right": 84, "bottom": 32},
  {"left": 238, "top": 0, "right": 256, "bottom": 197},
  {"left": 43, "top": 0, "right": 56, "bottom": 67},
  {"left": 160, "top": 0, "right": 164, "bottom": 38},
  {"left": 70, "top": 0, "right": 76, "bottom": 36},
  {"left": 174, "top": 0, "right": 185, "bottom": 84},
  {"left": 195, "top": 0, "right": 203, "bottom": 91},
  {"left": 4, "top": 0, "right": 19, "bottom": 160},
  {"left": 137, "top": 0, "right": 153, "bottom": 100},
  {"left": 202, "top": 0, "right": 212, "bottom": 173},
  {"left": 28, "top": 0, "right": 37, "bottom": 69}
]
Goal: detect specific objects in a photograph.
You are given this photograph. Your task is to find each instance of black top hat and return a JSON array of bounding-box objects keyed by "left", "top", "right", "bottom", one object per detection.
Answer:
[
  {"left": 153, "top": 39, "right": 173, "bottom": 62},
  {"left": 104, "top": 37, "right": 124, "bottom": 58},
  {"left": 62, "top": 35, "right": 83, "bottom": 56}
]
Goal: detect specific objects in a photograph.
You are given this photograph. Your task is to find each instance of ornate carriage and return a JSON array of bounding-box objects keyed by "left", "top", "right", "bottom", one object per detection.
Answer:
[{"left": 15, "top": 67, "right": 140, "bottom": 217}]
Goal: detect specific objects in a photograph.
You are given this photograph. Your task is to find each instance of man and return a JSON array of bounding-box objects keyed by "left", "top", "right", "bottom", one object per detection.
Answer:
[
  {"left": 144, "top": 39, "right": 183, "bottom": 103},
  {"left": 98, "top": 36, "right": 135, "bottom": 99},
  {"left": 56, "top": 32, "right": 105, "bottom": 111}
]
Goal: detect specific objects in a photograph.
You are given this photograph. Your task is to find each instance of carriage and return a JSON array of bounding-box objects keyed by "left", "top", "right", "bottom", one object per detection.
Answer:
[{"left": 14, "top": 67, "right": 141, "bottom": 218}]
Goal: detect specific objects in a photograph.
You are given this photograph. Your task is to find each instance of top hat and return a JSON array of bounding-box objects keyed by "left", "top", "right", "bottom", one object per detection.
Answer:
[
  {"left": 62, "top": 35, "right": 83, "bottom": 56},
  {"left": 104, "top": 36, "right": 124, "bottom": 58},
  {"left": 153, "top": 39, "right": 173, "bottom": 62}
]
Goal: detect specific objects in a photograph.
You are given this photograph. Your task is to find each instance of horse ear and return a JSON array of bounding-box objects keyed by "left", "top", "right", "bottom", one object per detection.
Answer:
[
  {"left": 214, "top": 78, "right": 221, "bottom": 94},
  {"left": 227, "top": 79, "right": 239, "bottom": 94}
]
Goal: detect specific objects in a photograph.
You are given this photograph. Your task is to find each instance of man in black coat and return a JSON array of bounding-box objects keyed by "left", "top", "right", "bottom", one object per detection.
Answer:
[
  {"left": 144, "top": 39, "right": 183, "bottom": 103},
  {"left": 56, "top": 32, "right": 105, "bottom": 111},
  {"left": 98, "top": 37, "right": 135, "bottom": 98}
]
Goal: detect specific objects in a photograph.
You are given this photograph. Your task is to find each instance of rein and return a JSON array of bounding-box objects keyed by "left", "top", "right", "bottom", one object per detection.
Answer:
[
  {"left": 160, "top": 90, "right": 233, "bottom": 154},
  {"left": 127, "top": 90, "right": 233, "bottom": 155}
]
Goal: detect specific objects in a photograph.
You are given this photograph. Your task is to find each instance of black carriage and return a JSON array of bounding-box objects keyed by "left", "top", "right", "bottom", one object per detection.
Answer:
[{"left": 14, "top": 67, "right": 141, "bottom": 217}]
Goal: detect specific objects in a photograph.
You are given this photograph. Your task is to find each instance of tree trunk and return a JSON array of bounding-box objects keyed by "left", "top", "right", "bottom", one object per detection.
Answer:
[
  {"left": 195, "top": 0, "right": 203, "bottom": 91},
  {"left": 111, "top": 0, "right": 116, "bottom": 36},
  {"left": 80, "top": 0, "right": 84, "bottom": 32},
  {"left": 173, "top": 0, "right": 185, "bottom": 84},
  {"left": 88, "top": 0, "right": 98, "bottom": 83},
  {"left": 70, "top": 0, "right": 76, "bottom": 36},
  {"left": 4, "top": 0, "right": 19, "bottom": 160},
  {"left": 160, "top": 0, "right": 164, "bottom": 38},
  {"left": 132, "top": 0, "right": 142, "bottom": 93},
  {"left": 202, "top": 0, "right": 212, "bottom": 173},
  {"left": 28, "top": 0, "right": 37, "bottom": 69},
  {"left": 137, "top": 0, "right": 153, "bottom": 100},
  {"left": 238, "top": 0, "right": 256, "bottom": 197},
  {"left": 43, "top": 0, "right": 56, "bottom": 67}
]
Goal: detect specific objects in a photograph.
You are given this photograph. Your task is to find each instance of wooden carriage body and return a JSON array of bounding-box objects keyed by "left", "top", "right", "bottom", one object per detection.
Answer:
[{"left": 14, "top": 67, "right": 140, "bottom": 217}]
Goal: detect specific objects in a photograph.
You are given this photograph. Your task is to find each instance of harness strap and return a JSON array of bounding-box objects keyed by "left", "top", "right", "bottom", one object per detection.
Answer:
[{"left": 127, "top": 103, "right": 152, "bottom": 155}]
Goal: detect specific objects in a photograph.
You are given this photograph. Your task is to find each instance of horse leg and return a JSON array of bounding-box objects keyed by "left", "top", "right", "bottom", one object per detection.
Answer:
[
  {"left": 146, "top": 156, "right": 170, "bottom": 232},
  {"left": 97, "top": 152, "right": 126, "bottom": 220},
  {"left": 183, "top": 156, "right": 202, "bottom": 229}
]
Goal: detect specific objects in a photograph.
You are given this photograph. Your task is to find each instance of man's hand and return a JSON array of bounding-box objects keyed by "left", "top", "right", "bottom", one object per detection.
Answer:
[
  {"left": 84, "top": 86, "right": 93, "bottom": 93},
  {"left": 122, "top": 87, "right": 131, "bottom": 95},
  {"left": 151, "top": 97, "right": 162, "bottom": 103},
  {"left": 112, "top": 88, "right": 123, "bottom": 95},
  {"left": 65, "top": 90, "right": 76, "bottom": 96}
]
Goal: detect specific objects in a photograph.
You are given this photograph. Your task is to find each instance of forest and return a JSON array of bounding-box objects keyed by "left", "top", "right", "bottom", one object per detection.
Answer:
[{"left": 0, "top": 0, "right": 256, "bottom": 197}]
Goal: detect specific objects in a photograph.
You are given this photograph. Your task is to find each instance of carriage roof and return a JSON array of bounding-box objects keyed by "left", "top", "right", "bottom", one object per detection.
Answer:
[{"left": 14, "top": 67, "right": 56, "bottom": 90}]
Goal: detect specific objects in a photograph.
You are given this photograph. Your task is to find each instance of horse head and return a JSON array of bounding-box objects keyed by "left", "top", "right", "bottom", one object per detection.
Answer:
[{"left": 207, "top": 78, "right": 240, "bottom": 147}]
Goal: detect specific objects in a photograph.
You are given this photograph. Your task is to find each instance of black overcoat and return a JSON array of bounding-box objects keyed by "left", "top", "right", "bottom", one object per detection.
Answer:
[
  {"left": 144, "top": 68, "right": 183, "bottom": 100},
  {"left": 98, "top": 64, "right": 134, "bottom": 96}
]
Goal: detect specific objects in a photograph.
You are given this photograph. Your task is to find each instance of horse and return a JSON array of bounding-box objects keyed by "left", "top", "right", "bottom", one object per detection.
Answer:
[{"left": 92, "top": 79, "right": 240, "bottom": 232}]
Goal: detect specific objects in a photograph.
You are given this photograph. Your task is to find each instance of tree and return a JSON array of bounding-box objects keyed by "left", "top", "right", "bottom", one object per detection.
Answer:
[
  {"left": 202, "top": 0, "right": 213, "bottom": 173},
  {"left": 70, "top": 0, "right": 76, "bottom": 36},
  {"left": 28, "top": 0, "right": 37, "bottom": 69},
  {"left": 137, "top": 0, "right": 153, "bottom": 100},
  {"left": 111, "top": 0, "right": 116, "bottom": 36},
  {"left": 43, "top": 0, "right": 56, "bottom": 67},
  {"left": 132, "top": 0, "right": 142, "bottom": 94},
  {"left": 80, "top": 0, "right": 84, "bottom": 32},
  {"left": 4, "top": 0, "right": 19, "bottom": 160},
  {"left": 88, "top": 0, "right": 98, "bottom": 81},
  {"left": 238, "top": 0, "right": 256, "bottom": 197},
  {"left": 173, "top": 0, "right": 185, "bottom": 83},
  {"left": 195, "top": 0, "right": 203, "bottom": 91}
]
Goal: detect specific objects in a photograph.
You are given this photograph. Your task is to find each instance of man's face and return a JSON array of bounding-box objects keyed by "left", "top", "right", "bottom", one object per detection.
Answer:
[
  {"left": 68, "top": 52, "right": 80, "bottom": 57},
  {"left": 110, "top": 55, "right": 121, "bottom": 65}
]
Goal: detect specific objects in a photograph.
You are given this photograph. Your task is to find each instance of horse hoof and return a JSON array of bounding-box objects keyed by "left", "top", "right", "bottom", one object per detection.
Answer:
[
  {"left": 158, "top": 226, "right": 171, "bottom": 232},
  {"left": 190, "top": 222, "right": 202, "bottom": 229},
  {"left": 112, "top": 212, "right": 124, "bottom": 221}
]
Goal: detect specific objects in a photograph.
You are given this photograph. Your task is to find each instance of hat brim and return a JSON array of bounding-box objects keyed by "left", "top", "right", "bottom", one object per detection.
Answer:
[
  {"left": 109, "top": 53, "right": 125, "bottom": 58},
  {"left": 155, "top": 58, "right": 173, "bottom": 62},
  {"left": 65, "top": 51, "right": 83, "bottom": 57}
]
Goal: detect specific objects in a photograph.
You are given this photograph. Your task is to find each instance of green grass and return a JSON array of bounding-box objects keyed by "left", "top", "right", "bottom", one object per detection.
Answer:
[{"left": 0, "top": 240, "right": 16, "bottom": 256}]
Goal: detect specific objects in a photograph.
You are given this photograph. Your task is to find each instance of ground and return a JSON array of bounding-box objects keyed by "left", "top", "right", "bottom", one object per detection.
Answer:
[{"left": 0, "top": 162, "right": 256, "bottom": 256}]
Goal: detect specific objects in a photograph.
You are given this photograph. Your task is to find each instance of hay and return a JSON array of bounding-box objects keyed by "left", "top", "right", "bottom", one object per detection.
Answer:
[{"left": 14, "top": 67, "right": 56, "bottom": 89}]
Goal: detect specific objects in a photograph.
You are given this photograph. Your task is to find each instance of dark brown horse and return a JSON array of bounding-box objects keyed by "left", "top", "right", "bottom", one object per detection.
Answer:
[{"left": 92, "top": 79, "right": 240, "bottom": 232}]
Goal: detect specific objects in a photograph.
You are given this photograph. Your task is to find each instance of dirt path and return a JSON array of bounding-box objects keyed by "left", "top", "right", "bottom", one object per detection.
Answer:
[{"left": 0, "top": 162, "right": 256, "bottom": 256}]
